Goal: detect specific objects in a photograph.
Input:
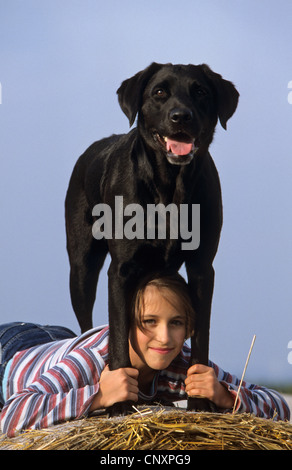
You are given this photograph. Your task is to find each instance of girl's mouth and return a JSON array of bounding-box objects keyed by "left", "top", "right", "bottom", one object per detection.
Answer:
[{"left": 149, "top": 347, "right": 174, "bottom": 355}]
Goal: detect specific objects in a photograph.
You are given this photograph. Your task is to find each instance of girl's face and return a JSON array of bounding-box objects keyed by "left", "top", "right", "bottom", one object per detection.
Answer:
[{"left": 129, "top": 285, "right": 187, "bottom": 375}]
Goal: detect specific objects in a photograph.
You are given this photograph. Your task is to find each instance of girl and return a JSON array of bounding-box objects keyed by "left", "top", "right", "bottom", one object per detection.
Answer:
[{"left": 0, "top": 273, "right": 290, "bottom": 437}]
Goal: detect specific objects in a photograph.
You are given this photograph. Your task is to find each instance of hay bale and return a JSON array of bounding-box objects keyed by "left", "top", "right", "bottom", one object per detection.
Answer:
[{"left": 1, "top": 407, "right": 292, "bottom": 450}]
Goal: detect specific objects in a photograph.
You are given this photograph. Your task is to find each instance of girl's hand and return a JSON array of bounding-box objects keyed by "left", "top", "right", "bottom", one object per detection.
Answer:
[
  {"left": 89, "top": 365, "right": 139, "bottom": 411},
  {"left": 185, "top": 364, "right": 235, "bottom": 409}
]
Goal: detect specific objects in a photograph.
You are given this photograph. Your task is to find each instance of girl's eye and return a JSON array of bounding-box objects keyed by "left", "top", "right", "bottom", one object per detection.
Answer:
[
  {"left": 142, "top": 319, "right": 156, "bottom": 326},
  {"left": 171, "top": 320, "right": 184, "bottom": 327}
]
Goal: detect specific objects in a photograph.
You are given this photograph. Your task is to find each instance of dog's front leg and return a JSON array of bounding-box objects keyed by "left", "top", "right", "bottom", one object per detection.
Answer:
[
  {"left": 106, "top": 262, "right": 135, "bottom": 416},
  {"left": 185, "top": 263, "right": 218, "bottom": 413}
]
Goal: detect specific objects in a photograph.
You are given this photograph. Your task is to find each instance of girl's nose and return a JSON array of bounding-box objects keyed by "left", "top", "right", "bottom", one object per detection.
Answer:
[{"left": 156, "top": 324, "right": 170, "bottom": 344}]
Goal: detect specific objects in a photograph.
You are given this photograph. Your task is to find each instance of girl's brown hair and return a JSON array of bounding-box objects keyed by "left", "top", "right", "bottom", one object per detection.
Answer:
[{"left": 131, "top": 271, "right": 195, "bottom": 339}]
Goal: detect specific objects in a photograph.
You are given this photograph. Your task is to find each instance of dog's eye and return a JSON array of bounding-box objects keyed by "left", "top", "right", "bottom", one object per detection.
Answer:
[
  {"left": 194, "top": 87, "right": 208, "bottom": 97},
  {"left": 154, "top": 88, "right": 167, "bottom": 98}
]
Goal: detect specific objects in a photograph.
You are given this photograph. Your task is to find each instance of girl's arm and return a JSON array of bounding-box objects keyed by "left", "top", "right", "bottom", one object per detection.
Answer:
[
  {"left": 185, "top": 363, "right": 290, "bottom": 421},
  {"left": 0, "top": 346, "right": 140, "bottom": 437},
  {"left": 0, "top": 348, "right": 101, "bottom": 436}
]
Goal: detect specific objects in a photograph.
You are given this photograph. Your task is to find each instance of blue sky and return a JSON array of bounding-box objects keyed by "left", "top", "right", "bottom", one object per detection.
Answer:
[{"left": 0, "top": 0, "right": 291, "bottom": 385}]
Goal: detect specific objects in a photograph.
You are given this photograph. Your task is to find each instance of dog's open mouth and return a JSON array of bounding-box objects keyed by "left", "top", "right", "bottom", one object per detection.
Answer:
[{"left": 154, "top": 132, "right": 199, "bottom": 165}]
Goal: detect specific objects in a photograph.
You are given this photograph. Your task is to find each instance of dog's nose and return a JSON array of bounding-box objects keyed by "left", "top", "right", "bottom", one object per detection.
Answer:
[{"left": 169, "top": 107, "right": 193, "bottom": 123}]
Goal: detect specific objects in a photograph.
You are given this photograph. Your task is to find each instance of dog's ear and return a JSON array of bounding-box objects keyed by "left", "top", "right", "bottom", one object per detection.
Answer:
[
  {"left": 201, "top": 64, "right": 239, "bottom": 130},
  {"left": 117, "top": 62, "right": 162, "bottom": 126}
]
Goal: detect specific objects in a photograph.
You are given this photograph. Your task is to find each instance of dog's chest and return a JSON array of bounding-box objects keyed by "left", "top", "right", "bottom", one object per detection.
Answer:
[{"left": 136, "top": 164, "right": 190, "bottom": 207}]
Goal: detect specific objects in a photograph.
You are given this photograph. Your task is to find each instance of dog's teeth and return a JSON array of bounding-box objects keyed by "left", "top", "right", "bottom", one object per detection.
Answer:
[{"left": 164, "top": 137, "right": 168, "bottom": 142}]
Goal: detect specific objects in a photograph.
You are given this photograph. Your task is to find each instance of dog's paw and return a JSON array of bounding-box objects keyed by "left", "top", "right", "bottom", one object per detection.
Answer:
[
  {"left": 106, "top": 401, "right": 134, "bottom": 417},
  {"left": 187, "top": 397, "right": 218, "bottom": 413}
]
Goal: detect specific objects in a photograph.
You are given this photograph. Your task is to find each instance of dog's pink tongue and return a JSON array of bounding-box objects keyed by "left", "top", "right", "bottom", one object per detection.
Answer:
[{"left": 166, "top": 139, "right": 193, "bottom": 155}]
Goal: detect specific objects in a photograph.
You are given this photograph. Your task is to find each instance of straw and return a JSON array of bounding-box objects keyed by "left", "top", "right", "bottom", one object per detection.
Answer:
[
  {"left": 232, "top": 335, "right": 256, "bottom": 414},
  {"left": 0, "top": 407, "right": 291, "bottom": 450}
]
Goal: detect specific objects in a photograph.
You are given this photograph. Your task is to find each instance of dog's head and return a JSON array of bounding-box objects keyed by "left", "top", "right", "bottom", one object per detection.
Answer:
[{"left": 117, "top": 62, "right": 239, "bottom": 165}]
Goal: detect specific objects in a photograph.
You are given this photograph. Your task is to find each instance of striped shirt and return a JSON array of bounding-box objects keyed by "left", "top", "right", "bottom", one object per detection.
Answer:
[{"left": 0, "top": 326, "right": 290, "bottom": 436}]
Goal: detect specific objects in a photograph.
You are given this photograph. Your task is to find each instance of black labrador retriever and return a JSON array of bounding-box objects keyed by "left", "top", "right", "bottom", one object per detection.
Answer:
[{"left": 65, "top": 62, "right": 239, "bottom": 412}]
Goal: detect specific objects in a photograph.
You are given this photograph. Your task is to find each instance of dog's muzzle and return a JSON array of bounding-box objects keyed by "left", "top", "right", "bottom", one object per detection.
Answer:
[{"left": 154, "top": 132, "right": 200, "bottom": 165}]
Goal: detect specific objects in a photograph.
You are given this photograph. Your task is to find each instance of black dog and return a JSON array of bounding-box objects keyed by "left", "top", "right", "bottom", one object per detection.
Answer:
[{"left": 65, "top": 62, "right": 239, "bottom": 412}]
